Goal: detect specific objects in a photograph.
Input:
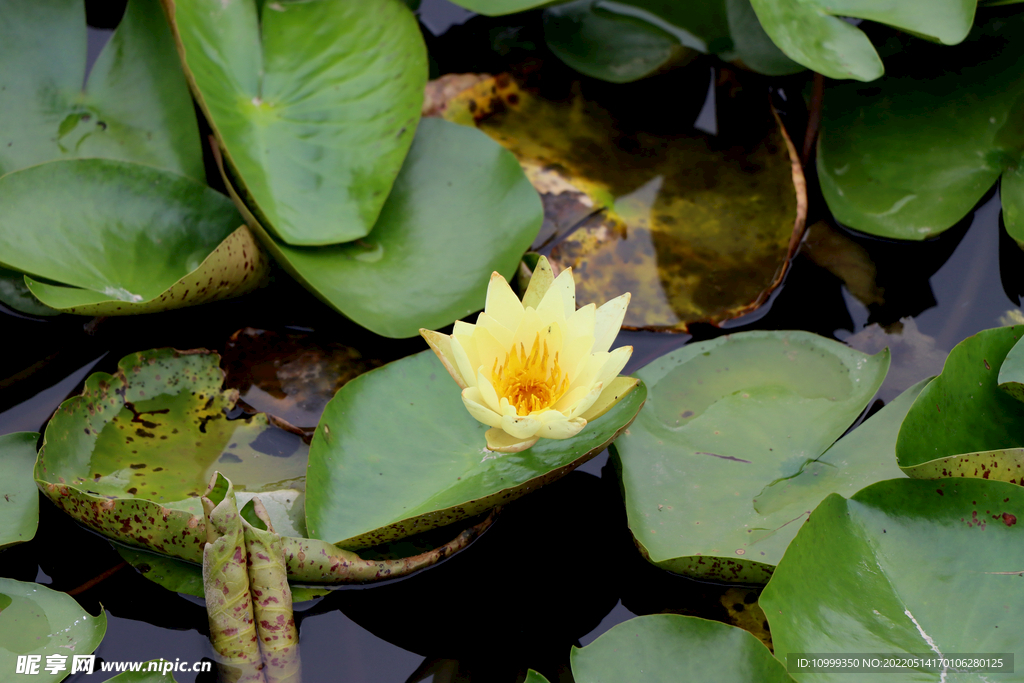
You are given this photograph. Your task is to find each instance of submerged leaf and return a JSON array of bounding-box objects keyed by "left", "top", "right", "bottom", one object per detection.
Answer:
[
  {"left": 0, "top": 0, "right": 202, "bottom": 179},
  {"left": 304, "top": 350, "right": 646, "bottom": 547},
  {"left": 164, "top": 0, "right": 426, "bottom": 246},
  {"left": 440, "top": 75, "right": 806, "bottom": 331},
  {"left": 216, "top": 117, "right": 542, "bottom": 338},
  {"left": 0, "top": 268, "right": 58, "bottom": 317},
  {"left": 0, "top": 433, "right": 40, "bottom": 550},
  {"left": 818, "top": 13, "right": 1024, "bottom": 240},
  {"left": 613, "top": 331, "right": 889, "bottom": 582},
  {"left": 0, "top": 578, "right": 106, "bottom": 682},
  {"left": 0, "top": 159, "right": 268, "bottom": 315}
]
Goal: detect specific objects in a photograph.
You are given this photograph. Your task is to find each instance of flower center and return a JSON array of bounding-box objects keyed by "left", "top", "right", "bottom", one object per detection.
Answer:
[{"left": 491, "top": 332, "right": 569, "bottom": 416}]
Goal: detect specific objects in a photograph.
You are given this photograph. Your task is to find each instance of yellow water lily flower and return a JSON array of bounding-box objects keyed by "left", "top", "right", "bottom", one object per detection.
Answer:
[{"left": 421, "top": 256, "right": 636, "bottom": 453}]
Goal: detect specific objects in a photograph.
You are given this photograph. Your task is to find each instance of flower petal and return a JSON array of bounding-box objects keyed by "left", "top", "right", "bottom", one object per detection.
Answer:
[
  {"left": 476, "top": 370, "right": 502, "bottom": 413},
  {"left": 561, "top": 332, "right": 597, "bottom": 382},
  {"left": 565, "top": 303, "right": 596, "bottom": 344},
  {"left": 551, "top": 384, "right": 590, "bottom": 413},
  {"left": 578, "top": 376, "right": 639, "bottom": 423},
  {"left": 594, "top": 345, "right": 632, "bottom": 387},
  {"left": 420, "top": 328, "right": 467, "bottom": 389},
  {"left": 537, "top": 416, "right": 587, "bottom": 439},
  {"left": 485, "top": 271, "right": 524, "bottom": 331},
  {"left": 476, "top": 311, "right": 515, "bottom": 350},
  {"left": 472, "top": 324, "right": 510, "bottom": 375},
  {"left": 593, "top": 292, "right": 630, "bottom": 354},
  {"left": 522, "top": 255, "right": 554, "bottom": 310},
  {"left": 566, "top": 380, "right": 604, "bottom": 419},
  {"left": 536, "top": 267, "right": 575, "bottom": 322},
  {"left": 485, "top": 428, "right": 538, "bottom": 453},
  {"left": 462, "top": 387, "right": 503, "bottom": 428},
  {"left": 501, "top": 413, "right": 542, "bottom": 438},
  {"left": 451, "top": 335, "right": 478, "bottom": 389}
]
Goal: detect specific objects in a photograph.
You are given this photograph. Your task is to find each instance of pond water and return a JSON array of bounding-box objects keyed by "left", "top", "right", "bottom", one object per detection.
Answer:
[{"left": 1, "top": 2, "right": 1022, "bottom": 682}]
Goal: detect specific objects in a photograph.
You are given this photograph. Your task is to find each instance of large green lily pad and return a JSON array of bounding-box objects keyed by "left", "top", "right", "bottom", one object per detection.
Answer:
[
  {"left": 818, "top": 13, "right": 1024, "bottom": 241},
  {"left": 305, "top": 349, "right": 646, "bottom": 548},
  {"left": 442, "top": 75, "right": 807, "bottom": 332},
  {"left": 0, "top": 432, "right": 40, "bottom": 550},
  {"left": 0, "top": 159, "right": 268, "bottom": 315},
  {"left": 761, "top": 478, "right": 1024, "bottom": 680},
  {"left": 0, "top": 0, "right": 202, "bottom": 180},
  {"left": 164, "top": 0, "right": 426, "bottom": 246},
  {"left": 571, "top": 614, "right": 794, "bottom": 683},
  {"left": 0, "top": 578, "right": 106, "bottom": 682},
  {"left": 36, "top": 348, "right": 491, "bottom": 584},
  {"left": 896, "top": 325, "right": 1024, "bottom": 482},
  {"left": 998, "top": 330, "right": 1024, "bottom": 402},
  {"left": 612, "top": 331, "right": 889, "bottom": 582},
  {"left": 543, "top": 0, "right": 802, "bottom": 83},
  {"left": 749, "top": 0, "right": 974, "bottom": 81},
  {"left": 217, "top": 117, "right": 543, "bottom": 338}
]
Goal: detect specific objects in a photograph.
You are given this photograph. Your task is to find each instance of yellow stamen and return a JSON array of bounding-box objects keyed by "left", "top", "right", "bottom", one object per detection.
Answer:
[{"left": 491, "top": 332, "right": 569, "bottom": 416}]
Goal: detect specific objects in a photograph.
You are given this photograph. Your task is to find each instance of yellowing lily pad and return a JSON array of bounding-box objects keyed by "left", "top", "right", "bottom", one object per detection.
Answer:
[
  {"left": 440, "top": 75, "right": 807, "bottom": 331},
  {"left": 304, "top": 350, "right": 646, "bottom": 548},
  {"left": 0, "top": 159, "right": 269, "bottom": 315},
  {"left": 37, "top": 348, "right": 491, "bottom": 584}
]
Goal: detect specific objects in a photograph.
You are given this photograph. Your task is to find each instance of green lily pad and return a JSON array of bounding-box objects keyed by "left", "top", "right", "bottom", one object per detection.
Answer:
[
  {"left": 0, "top": 433, "right": 40, "bottom": 550},
  {"left": 445, "top": 0, "right": 550, "bottom": 14},
  {"left": 0, "top": 159, "right": 268, "bottom": 315},
  {"left": 0, "top": 0, "right": 202, "bottom": 180},
  {"left": 571, "top": 614, "right": 794, "bottom": 683},
  {"left": 749, "top": 0, "right": 975, "bottom": 81},
  {"left": 442, "top": 75, "right": 807, "bottom": 332},
  {"left": 543, "top": 0, "right": 802, "bottom": 84},
  {"left": 761, "top": 478, "right": 1024, "bottom": 679},
  {"left": 164, "top": 0, "right": 427, "bottom": 246},
  {"left": 896, "top": 325, "right": 1024, "bottom": 481},
  {"left": 524, "top": 671, "right": 551, "bottom": 683},
  {"left": 218, "top": 117, "right": 543, "bottom": 338},
  {"left": 304, "top": 349, "right": 646, "bottom": 547},
  {"left": 0, "top": 578, "right": 106, "bottom": 682},
  {"left": 998, "top": 334, "right": 1024, "bottom": 402},
  {"left": 818, "top": 13, "right": 1024, "bottom": 240},
  {"left": 612, "top": 331, "right": 889, "bottom": 582}
]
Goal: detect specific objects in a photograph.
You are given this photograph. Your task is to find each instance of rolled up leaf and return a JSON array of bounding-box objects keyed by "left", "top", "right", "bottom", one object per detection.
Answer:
[
  {"left": 242, "top": 498, "right": 300, "bottom": 683},
  {"left": 202, "top": 473, "right": 266, "bottom": 683}
]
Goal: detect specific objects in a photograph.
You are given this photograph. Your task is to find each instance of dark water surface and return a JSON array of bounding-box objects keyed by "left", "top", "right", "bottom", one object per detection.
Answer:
[{"left": 1, "top": 2, "right": 1022, "bottom": 682}]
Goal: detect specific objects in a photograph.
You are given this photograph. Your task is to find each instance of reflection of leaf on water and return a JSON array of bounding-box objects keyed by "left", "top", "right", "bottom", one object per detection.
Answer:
[
  {"left": 436, "top": 73, "right": 806, "bottom": 331},
  {"left": 801, "top": 220, "right": 884, "bottom": 308},
  {"left": 845, "top": 317, "right": 946, "bottom": 401},
  {"left": 222, "top": 327, "right": 383, "bottom": 430}
]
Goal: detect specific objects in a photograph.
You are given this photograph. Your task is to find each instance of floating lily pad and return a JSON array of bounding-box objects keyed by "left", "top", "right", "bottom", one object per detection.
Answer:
[
  {"left": 222, "top": 327, "right": 383, "bottom": 430},
  {"left": 761, "top": 478, "right": 1024, "bottom": 680},
  {"left": 0, "top": 0, "right": 202, "bottom": 179},
  {"left": 442, "top": 75, "right": 806, "bottom": 331},
  {"left": 544, "top": 0, "right": 802, "bottom": 84},
  {"left": 612, "top": 331, "right": 889, "bottom": 582},
  {"left": 524, "top": 672, "right": 551, "bottom": 683},
  {"left": 896, "top": 325, "right": 1024, "bottom": 483},
  {"left": 0, "top": 432, "right": 40, "bottom": 550},
  {"left": 0, "top": 159, "right": 268, "bottom": 315},
  {"left": 0, "top": 578, "right": 106, "bottom": 682},
  {"left": 304, "top": 349, "right": 646, "bottom": 548},
  {"left": 164, "top": 0, "right": 426, "bottom": 246},
  {"left": 444, "top": 0, "right": 550, "bottom": 14},
  {"left": 818, "top": 13, "right": 1024, "bottom": 240},
  {"left": 998, "top": 333, "right": 1024, "bottom": 402},
  {"left": 37, "top": 348, "right": 491, "bottom": 583},
  {"left": 571, "top": 614, "right": 794, "bottom": 683},
  {"left": 216, "top": 117, "right": 543, "bottom": 338},
  {"left": 749, "top": 0, "right": 974, "bottom": 81}
]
